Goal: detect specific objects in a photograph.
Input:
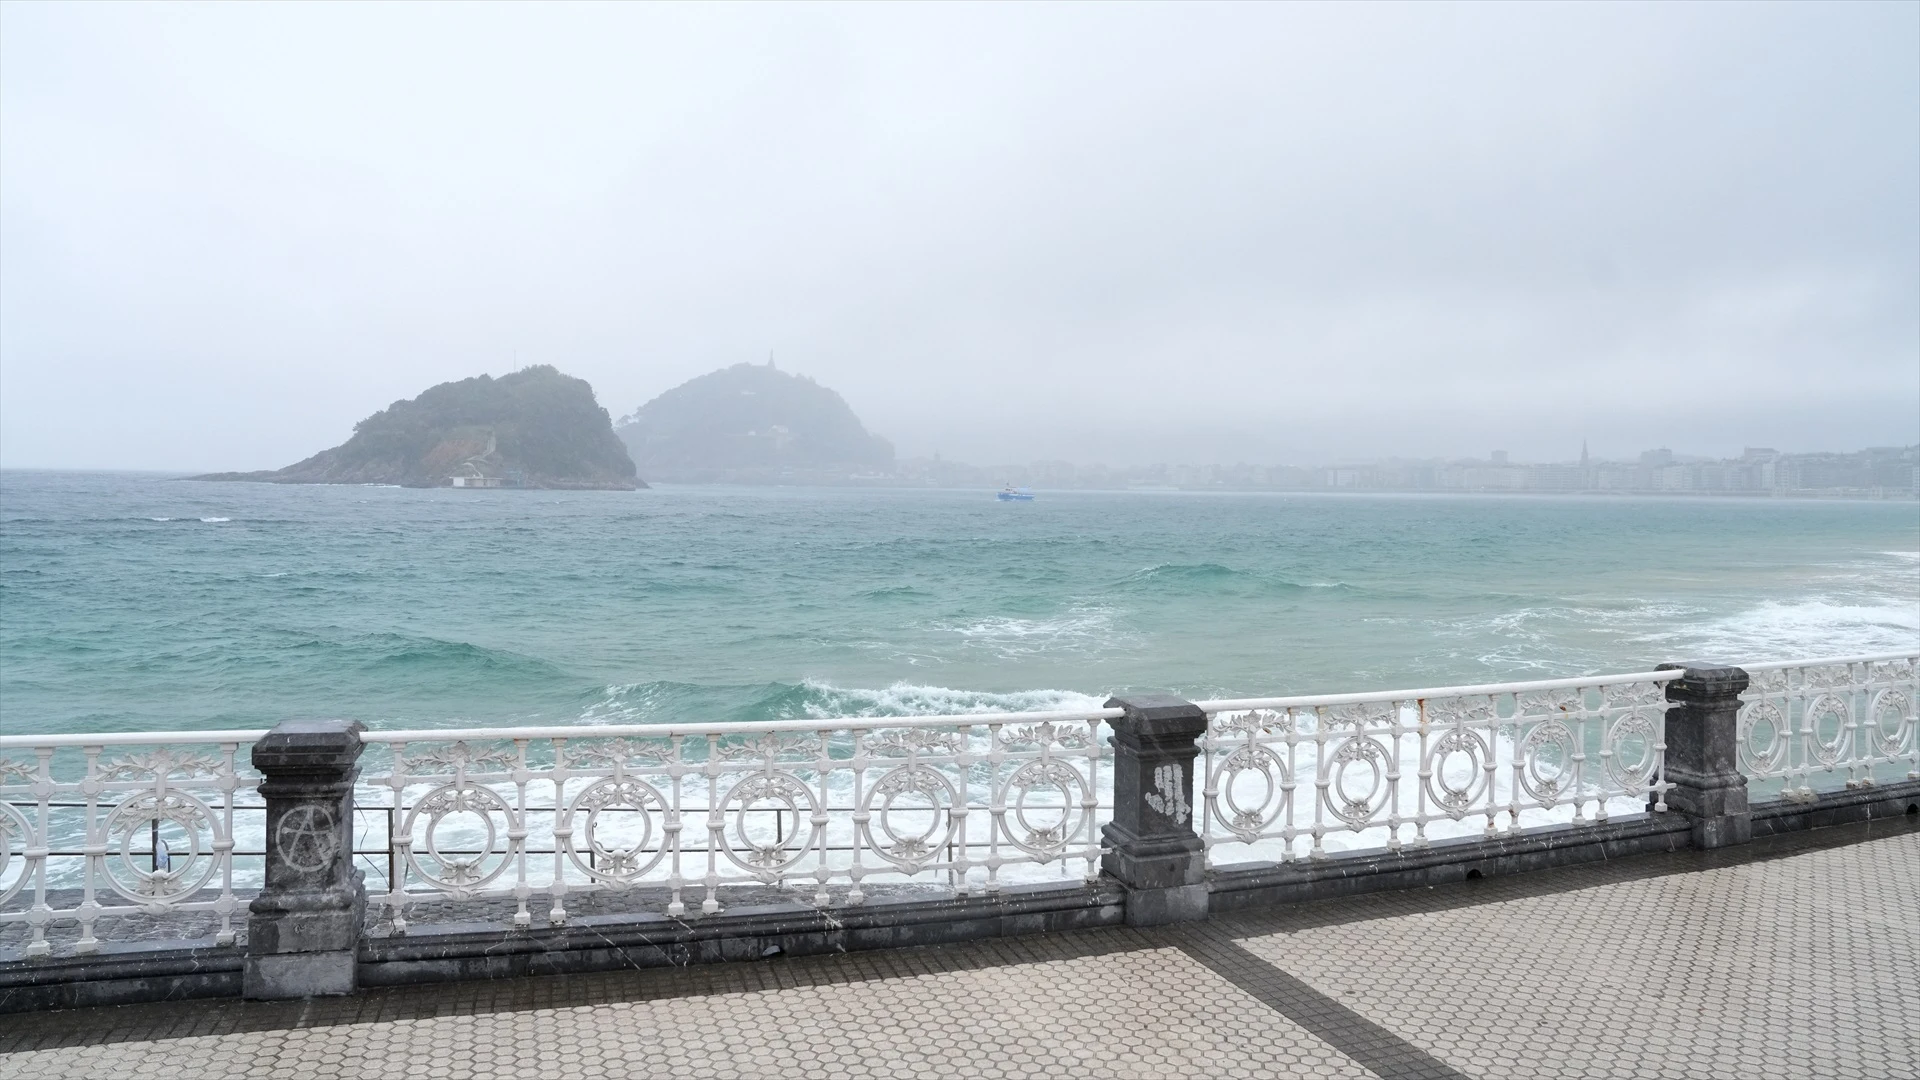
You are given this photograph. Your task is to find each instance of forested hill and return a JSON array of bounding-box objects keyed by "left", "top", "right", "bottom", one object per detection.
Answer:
[
  {"left": 616, "top": 362, "right": 894, "bottom": 481},
  {"left": 195, "top": 366, "right": 642, "bottom": 489}
]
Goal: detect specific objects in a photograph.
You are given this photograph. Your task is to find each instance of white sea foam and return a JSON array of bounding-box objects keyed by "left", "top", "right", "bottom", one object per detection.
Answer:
[
  {"left": 934, "top": 606, "right": 1128, "bottom": 659},
  {"left": 148, "top": 517, "right": 172, "bottom": 521},
  {"left": 789, "top": 679, "right": 1107, "bottom": 719},
  {"left": 199, "top": 516, "right": 232, "bottom": 523},
  {"left": 1647, "top": 598, "right": 1920, "bottom": 663},
  {"left": 575, "top": 678, "right": 1108, "bottom": 727}
]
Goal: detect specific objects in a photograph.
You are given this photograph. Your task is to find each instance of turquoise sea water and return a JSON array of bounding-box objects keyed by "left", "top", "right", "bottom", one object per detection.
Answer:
[{"left": 1, "top": 471, "right": 1915, "bottom": 737}]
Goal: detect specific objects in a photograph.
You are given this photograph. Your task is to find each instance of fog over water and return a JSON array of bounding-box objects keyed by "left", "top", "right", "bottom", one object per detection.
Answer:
[{"left": 2, "top": 4, "right": 1916, "bottom": 471}]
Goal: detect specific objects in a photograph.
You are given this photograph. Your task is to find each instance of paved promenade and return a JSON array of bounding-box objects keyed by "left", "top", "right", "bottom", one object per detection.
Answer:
[{"left": 2, "top": 818, "right": 1914, "bottom": 1080}]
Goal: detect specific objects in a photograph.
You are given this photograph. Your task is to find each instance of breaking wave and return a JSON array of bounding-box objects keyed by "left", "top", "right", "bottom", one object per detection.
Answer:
[
  {"left": 1648, "top": 599, "right": 1920, "bottom": 663},
  {"left": 580, "top": 679, "right": 1106, "bottom": 726},
  {"left": 929, "top": 606, "right": 1127, "bottom": 658},
  {"left": 1119, "top": 563, "right": 1353, "bottom": 593}
]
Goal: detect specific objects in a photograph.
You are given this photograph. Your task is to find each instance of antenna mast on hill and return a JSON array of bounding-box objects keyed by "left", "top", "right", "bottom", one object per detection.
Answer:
[{"left": 768, "top": 349, "right": 776, "bottom": 370}]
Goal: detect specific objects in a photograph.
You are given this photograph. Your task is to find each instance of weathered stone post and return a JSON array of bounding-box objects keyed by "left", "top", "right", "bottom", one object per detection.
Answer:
[
  {"left": 1657, "top": 665, "right": 1752, "bottom": 849},
  {"left": 1101, "top": 694, "right": 1210, "bottom": 926},
  {"left": 245, "top": 719, "right": 365, "bottom": 999}
]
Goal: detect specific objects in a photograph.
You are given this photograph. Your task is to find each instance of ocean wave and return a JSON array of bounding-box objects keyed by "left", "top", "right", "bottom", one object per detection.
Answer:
[
  {"left": 1118, "top": 563, "right": 1353, "bottom": 593},
  {"left": 580, "top": 678, "right": 1106, "bottom": 725},
  {"left": 200, "top": 517, "right": 232, "bottom": 523},
  {"left": 1646, "top": 599, "right": 1920, "bottom": 663},
  {"left": 945, "top": 612, "right": 1108, "bottom": 640},
  {"left": 861, "top": 586, "right": 934, "bottom": 602},
  {"left": 1122, "top": 562, "right": 1242, "bottom": 585},
  {"left": 780, "top": 679, "right": 1106, "bottom": 719},
  {"left": 617, "top": 578, "right": 740, "bottom": 596},
  {"left": 1447, "top": 601, "right": 1707, "bottom": 636},
  {"left": 356, "top": 635, "right": 566, "bottom": 676},
  {"left": 929, "top": 606, "right": 1128, "bottom": 659}
]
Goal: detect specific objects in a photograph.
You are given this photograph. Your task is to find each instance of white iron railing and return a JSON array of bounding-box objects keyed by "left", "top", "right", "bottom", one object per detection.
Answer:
[
  {"left": 1195, "top": 671, "right": 1680, "bottom": 866},
  {"left": 1735, "top": 652, "right": 1918, "bottom": 800},
  {"left": 357, "top": 709, "right": 1119, "bottom": 932},
  {"left": 0, "top": 730, "right": 268, "bottom": 957},
  {"left": 4, "top": 653, "right": 1915, "bottom": 950}
]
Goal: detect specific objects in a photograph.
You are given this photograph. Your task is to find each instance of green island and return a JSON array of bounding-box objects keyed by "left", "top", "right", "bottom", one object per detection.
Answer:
[{"left": 194, "top": 365, "right": 642, "bottom": 490}]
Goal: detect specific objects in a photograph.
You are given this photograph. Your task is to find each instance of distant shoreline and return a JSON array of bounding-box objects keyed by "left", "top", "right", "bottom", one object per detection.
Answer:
[
  {"left": 2, "top": 468, "right": 1914, "bottom": 502},
  {"left": 184, "top": 471, "right": 640, "bottom": 491}
]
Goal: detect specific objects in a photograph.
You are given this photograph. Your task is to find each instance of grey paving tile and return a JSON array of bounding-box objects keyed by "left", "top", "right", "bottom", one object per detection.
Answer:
[
  {"left": 1236, "top": 830, "right": 1920, "bottom": 1080},
  {"left": 1, "top": 948, "right": 1374, "bottom": 1079}
]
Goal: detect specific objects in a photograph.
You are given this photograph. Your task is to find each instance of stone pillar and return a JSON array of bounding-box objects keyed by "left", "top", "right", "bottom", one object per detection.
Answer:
[
  {"left": 245, "top": 719, "right": 366, "bottom": 999},
  {"left": 1657, "top": 664, "right": 1752, "bottom": 849},
  {"left": 1101, "top": 694, "right": 1210, "bottom": 926}
]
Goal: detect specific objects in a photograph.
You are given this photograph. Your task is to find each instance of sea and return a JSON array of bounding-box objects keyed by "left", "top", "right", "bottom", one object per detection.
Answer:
[{"left": 2, "top": 470, "right": 1916, "bottom": 738}]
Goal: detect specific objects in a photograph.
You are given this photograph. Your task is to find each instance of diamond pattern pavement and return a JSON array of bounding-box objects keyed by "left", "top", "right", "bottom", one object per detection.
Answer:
[
  {"left": 0, "top": 947, "right": 1371, "bottom": 1080},
  {"left": 1235, "top": 829, "right": 1920, "bottom": 1080},
  {"left": 2, "top": 818, "right": 1914, "bottom": 1079}
]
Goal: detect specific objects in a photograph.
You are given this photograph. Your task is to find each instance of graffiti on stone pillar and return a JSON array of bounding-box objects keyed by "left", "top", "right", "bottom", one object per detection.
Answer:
[
  {"left": 1143, "top": 762, "right": 1189, "bottom": 825},
  {"left": 274, "top": 804, "right": 339, "bottom": 874}
]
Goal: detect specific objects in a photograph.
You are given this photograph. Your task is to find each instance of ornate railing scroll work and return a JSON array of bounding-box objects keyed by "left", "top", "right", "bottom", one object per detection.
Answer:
[
  {"left": 1735, "top": 652, "right": 1919, "bottom": 802},
  {"left": 6, "top": 653, "right": 1913, "bottom": 959},
  {"left": 1195, "top": 672, "right": 1680, "bottom": 866},
  {"left": 0, "top": 731, "right": 267, "bottom": 957},
  {"left": 358, "top": 709, "right": 1118, "bottom": 933}
]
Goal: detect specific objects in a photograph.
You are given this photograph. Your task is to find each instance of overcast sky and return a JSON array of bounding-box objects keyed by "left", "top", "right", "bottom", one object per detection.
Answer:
[{"left": 2, "top": 3, "right": 1915, "bottom": 471}]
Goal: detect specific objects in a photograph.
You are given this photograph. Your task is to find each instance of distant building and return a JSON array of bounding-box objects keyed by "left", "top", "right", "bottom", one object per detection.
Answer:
[
  {"left": 449, "top": 462, "right": 506, "bottom": 488},
  {"left": 892, "top": 444, "right": 1916, "bottom": 498}
]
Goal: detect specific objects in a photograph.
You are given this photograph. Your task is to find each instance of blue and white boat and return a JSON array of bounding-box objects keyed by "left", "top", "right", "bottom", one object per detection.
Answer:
[{"left": 996, "top": 486, "right": 1035, "bottom": 502}]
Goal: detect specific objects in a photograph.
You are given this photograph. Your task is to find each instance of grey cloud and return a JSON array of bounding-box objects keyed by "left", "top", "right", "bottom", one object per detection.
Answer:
[{"left": 1, "top": 2, "right": 1913, "bottom": 471}]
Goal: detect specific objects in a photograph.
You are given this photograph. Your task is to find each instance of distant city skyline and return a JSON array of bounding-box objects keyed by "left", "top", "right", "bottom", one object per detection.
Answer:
[
  {"left": 887, "top": 443, "right": 1919, "bottom": 497},
  {"left": 903, "top": 441, "right": 1916, "bottom": 472}
]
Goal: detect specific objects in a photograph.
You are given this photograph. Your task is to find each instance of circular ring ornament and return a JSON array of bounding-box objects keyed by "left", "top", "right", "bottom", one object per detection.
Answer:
[
  {"left": 718, "top": 772, "right": 820, "bottom": 875},
  {"left": 1517, "top": 720, "right": 1578, "bottom": 803},
  {"left": 998, "top": 759, "right": 1089, "bottom": 858},
  {"left": 1325, "top": 734, "right": 1393, "bottom": 827},
  {"left": 1803, "top": 694, "right": 1851, "bottom": 766},
  {"left": 1210, "top": 744, "right": 1291, "bottom": 840},
  {"left": 1867, "top": 689, "right": 1913, "bottom": 757},
  {"left": 859, "top": 764, "right": 958, "bottom": 871},
  {"left": 402, "top": 782, "right": 517, "bottom": 892},
  {"left": 562, "top": 776, "right": 670, "bottom": 884},
  {"left": 1422, "top": 730, "right": 1488, "bottom": 818},
  {"left": 1738, "top": 701, "right": 1791, "bottom": 776},
  {"left": 1604, "top": 712, "right": 1659, "bottom": 791},
  {"left": 101, "top": 791, "right": 222, "bottom": 903},
  {"left": 274, "top": 804, "right": 339, "bottom": 875},
  {"left": 0, "top": 801, "right": 32, "bottom": 905}
]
